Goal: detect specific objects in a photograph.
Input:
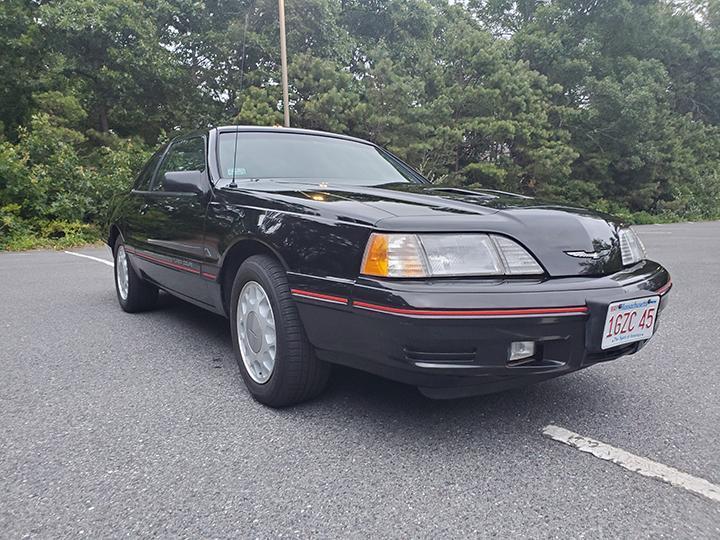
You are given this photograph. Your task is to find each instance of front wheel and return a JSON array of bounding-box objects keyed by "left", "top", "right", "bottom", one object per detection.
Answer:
[
  {"left": 230, "top": 255, "right": 330, "bottom": 407},
  {"left": 114, "top": 240, "right": 158, "bottom": 312}
]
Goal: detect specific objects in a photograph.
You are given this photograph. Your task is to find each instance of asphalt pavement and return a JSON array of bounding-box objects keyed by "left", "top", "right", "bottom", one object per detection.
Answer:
[{"left": 1, "top": 222, "right": 719, "bottom": 538}]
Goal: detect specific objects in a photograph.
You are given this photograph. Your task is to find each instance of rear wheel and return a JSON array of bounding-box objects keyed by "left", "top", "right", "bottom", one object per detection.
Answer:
[
  {"left": 230, "top": 255, "right": 330, "bottom": 407},
  {"left": 114, "top": 240, "right": 158, "bottom": 312}
]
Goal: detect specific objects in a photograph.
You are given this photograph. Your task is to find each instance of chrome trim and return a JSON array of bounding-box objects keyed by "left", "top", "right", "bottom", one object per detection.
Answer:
[
  {"left": 286, "top": 271, "right": 355, "bottom": 284},
  {"left": 414, "top": 362, "right": 482, "bottom": 369},
  {"left": 565, "top": 249, "right": 611, "bottom": 260},
  {"left": 290, "top": 291, "right": 348, "bottom": 305}
]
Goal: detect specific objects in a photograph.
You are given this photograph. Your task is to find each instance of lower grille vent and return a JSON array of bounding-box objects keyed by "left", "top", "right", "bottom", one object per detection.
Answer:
[{"left": 404, "top": 348, "right": 476, "bottom": 364}]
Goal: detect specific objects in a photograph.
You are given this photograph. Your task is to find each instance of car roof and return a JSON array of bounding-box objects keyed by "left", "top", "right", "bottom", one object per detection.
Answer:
[{"left": 211, "top": 125, "right": 374, "bottom": 146}]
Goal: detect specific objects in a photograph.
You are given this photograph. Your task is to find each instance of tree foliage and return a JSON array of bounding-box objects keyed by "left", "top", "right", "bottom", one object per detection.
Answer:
[{"left": 2, "top": 0, "right": 720, "bottom": 248}]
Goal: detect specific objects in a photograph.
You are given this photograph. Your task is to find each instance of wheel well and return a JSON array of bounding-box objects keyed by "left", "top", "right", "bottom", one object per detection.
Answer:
[
  {"left": 108, "top": 225, "right": 121, "bottom": 249},
  {"left": 219, "top": 240, "right": 284, "bottom": 316}
]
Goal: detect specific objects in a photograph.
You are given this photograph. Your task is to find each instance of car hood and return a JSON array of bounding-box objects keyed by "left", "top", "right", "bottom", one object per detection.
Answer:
[{"left": 224, "top": 180, "right": 627, "bottom": 277}]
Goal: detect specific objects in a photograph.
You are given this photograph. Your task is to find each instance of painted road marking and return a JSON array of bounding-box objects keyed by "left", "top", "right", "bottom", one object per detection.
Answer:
[
  {"left": 63, "top": 251, "right": 113, "bottom": 267},
  {"left": 543, "top": 425, "right": 720, "bottom": 503}
]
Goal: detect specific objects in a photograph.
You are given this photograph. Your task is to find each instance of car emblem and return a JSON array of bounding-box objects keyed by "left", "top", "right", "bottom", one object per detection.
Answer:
[{"left": 564, "top": 249, "right": 611, "bottom": 259}]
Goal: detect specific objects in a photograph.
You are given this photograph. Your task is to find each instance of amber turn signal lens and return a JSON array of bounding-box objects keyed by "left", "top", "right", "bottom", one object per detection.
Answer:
[
  {"left": 360, "top": 233, "right": 429, "bottom": 277},
  {"left": 361, "top": 233, "right": 389, "bottom": 276}
]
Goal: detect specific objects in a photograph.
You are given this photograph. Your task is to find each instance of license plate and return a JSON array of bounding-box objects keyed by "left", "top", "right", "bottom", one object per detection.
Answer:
[{"left": 601, "top": 296, "right": 660, "bottom": 350}]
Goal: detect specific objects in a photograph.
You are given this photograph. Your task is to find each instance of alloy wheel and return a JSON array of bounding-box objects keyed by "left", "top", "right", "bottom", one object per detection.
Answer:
[
  {"left": 236, "top": 280, "right": 277, "bottom": 384},
  {"left": 116, "top": 245, "right": 129, "bottom": 301}
]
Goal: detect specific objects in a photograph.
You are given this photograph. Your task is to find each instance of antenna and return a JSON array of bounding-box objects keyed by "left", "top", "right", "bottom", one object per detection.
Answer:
[{"left": 229, "top": 11, "right": 250, "bottom": 189}]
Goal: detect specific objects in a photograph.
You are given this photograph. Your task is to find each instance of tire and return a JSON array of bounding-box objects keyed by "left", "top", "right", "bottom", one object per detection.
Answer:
[
  {"left": 230, "top": 254, "right": 330, "bottom": 407},
  {"left": 113, "top": 240, "right": 159, "bottom": 312}
]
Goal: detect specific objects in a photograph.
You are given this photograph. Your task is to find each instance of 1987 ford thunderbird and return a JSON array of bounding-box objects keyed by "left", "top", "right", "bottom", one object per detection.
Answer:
[{"left": 107, "top": 126, "right": 672, "bottom": 406}]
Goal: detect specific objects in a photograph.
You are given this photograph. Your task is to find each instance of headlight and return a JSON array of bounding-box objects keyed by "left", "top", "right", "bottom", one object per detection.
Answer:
[
  {"left": 360, "top": 233, "right": 544, "bottom": 278},
  {"left": 619, "top": 228, "right": 646, "bottom": 266}
]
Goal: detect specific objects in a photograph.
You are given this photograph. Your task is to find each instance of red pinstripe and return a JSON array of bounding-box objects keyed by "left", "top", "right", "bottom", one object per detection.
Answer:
[
  {"left": 290, "top": 289, "right": 349, "bottom": 305},
  {"left": 128, "top": 249, "right": 200, "bottom": 275},
  {"left": 352, "top": 301, "right": 589, "bottom": 318},
  {"left": 655, "top": 279, "right": 672, "bottom": 296}
]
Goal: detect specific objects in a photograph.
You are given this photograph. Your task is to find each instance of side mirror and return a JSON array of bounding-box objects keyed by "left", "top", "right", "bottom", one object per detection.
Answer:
[{"left": 163, "top": 170, "right": 206, "bottom": 195}]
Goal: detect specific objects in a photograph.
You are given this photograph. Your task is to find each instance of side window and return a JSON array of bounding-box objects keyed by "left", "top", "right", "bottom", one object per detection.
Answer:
[
  {"left": 152, "top": 137, "right": 206, "bottom": 191},
  {"left": 133, "top": 148, "right": 165, "bottom": 191}
]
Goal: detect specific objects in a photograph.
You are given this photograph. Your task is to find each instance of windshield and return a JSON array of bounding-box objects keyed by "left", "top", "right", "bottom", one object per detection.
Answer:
[{"left": 217, "top": 132, "right": 421, "bottom": 185}]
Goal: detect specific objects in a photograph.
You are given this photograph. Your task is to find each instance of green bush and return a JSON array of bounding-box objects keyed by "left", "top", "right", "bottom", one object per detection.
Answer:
[
  {"left": 0, "top": 102, "right": 150, "bottom": 250},
  {"left": 0, "top": 201, "right": 101, "bottom": 250},
  {"left": 0, "top": 217, "right": 100, "bottom": 251}
]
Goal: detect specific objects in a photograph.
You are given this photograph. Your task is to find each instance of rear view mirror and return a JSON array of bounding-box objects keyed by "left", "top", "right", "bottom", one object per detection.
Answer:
[{"left": 163, "top": 170, "right": 205, "bottom": 195}]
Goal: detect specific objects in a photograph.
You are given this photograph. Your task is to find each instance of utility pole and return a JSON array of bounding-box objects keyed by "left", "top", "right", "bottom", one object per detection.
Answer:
[{"left": 278, "top": 0, "right": 290, "bottom": 127}]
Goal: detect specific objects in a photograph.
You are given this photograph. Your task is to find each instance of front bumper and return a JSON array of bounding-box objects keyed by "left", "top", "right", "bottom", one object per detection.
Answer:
[{"left": 288, "top": 260, "right": 671, "bottom": 398}]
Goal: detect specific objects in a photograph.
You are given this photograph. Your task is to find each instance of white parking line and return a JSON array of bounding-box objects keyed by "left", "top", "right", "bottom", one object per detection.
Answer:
[
  {"left": 543, "top": 425, "right": 720, "bottom": 503},
  {"left": 63, "top": 251, "right": 113, "bottom": 267}
]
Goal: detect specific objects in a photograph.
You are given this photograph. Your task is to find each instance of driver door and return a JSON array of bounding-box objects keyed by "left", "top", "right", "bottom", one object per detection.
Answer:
[{"left": 130, "top": 136, "right": 213, "bottom": 306}]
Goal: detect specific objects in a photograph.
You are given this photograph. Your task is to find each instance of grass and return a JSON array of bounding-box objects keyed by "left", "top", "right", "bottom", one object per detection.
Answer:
[
  {"left": 0, "top": 220, "right": 103, "bottom": 252},
  {"left": 0, "top": 234, "right": 104, "bottom": 251}
]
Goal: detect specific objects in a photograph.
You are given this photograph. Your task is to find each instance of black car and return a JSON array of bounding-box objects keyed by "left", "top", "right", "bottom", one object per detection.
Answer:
[{"left": 107, "top": 126, "right": 672, "bottom": 406}]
